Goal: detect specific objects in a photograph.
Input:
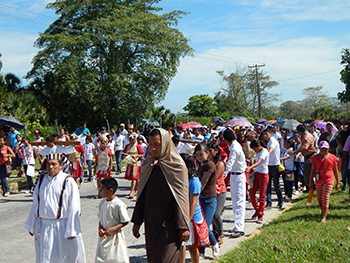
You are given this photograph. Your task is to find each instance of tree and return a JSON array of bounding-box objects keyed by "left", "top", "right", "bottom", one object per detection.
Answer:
[
  {"left": 338, "top": 48, "right": 350, "bottom": 102},
  {"left": 302, "top": 86, "right": 329, "bottom": 109},
  {"left": 215, "top": 67, "right": 279, "bottom": 117},
  {"left": 147, "top": 105, "right": 175, "bottom": 129},
  {"left": 26, "top": 0, "right": 192, "bottom": 129},
  {"left": 183, "top": 95, "right": 217, "bottom": 117}
]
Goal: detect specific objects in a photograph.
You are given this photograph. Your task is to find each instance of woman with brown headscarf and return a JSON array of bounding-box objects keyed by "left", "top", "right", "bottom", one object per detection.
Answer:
[{"left": 131, "top": 128, "right": 190, "bottom": 263}]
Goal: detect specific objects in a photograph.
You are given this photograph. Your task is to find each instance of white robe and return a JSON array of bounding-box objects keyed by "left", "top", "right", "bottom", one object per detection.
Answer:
[
  {"left": 25, "top": 171, "right": 86, "bottom": 263},
  {"left": 96, "top": 197, "right": 130, "bottom": 263}
]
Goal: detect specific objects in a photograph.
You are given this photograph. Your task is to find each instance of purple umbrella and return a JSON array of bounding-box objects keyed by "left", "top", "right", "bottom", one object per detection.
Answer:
[
  {"left": 315, "top": 122, "right": 338, "bottom": 133},
  {"left": 225, "top": 118, "right": 252, "bottom": 127},
  {"left": 256, "top": 119, "right": 267, "bottom": 124}
]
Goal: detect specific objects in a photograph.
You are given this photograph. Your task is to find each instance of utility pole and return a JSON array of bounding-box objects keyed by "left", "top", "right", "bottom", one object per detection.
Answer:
[{"left": 248, "top": 63, "right": 265, "bottom": 119}]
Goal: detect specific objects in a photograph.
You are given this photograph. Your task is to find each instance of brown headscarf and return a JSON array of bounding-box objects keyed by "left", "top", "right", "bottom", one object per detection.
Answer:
[{"left": 137, "top": 128, "right": 190, "bottom": 227}]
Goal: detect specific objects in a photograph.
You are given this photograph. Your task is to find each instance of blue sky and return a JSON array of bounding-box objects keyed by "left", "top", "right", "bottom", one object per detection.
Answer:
[{"left": 1, "top": 0, "right": 350, "bottom": 113}]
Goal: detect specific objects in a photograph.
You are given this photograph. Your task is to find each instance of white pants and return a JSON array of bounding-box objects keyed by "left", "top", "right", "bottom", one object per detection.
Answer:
[{"left": 230, "top": 172, "right": 246, "bottom": 233}]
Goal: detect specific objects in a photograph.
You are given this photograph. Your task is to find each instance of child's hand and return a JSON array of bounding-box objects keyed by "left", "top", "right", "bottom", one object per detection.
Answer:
[
  {"left": 335, "top": 182, "right": 340, "bottom": 190},
  {"left": 105, "top": 228, "right": 115, "bottom": 236}
]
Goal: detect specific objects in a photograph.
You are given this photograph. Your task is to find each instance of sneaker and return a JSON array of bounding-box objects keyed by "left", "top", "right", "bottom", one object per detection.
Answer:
[
  {"left": 3, "top": 192, "right": 10, "bottom": 197},
  {"left": 277, "top": 201, "right": 284, "bottom": 209},
  {"left": 230, "top": 231, "right": 244, "bottom": 238},
  {"left": 251, "top": 212, "right": 258, "bottom": 219},
  {"left": 212, "top": 243, "right": 220, "bottom": 257},
  {"left": 265, "top": 205, "right": 272, "bottom": 211},
  {"left": 199, "top": 253, "right": 205, "bottom": 260},
  {"left": 257, "top": 217, "right": 263, "bottom": 224},
  {"left": 342, "top": 184, "right": 347, "bottom": 192}
]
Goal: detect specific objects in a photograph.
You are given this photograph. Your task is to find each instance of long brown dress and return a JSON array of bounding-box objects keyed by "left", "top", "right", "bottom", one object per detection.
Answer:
[{"left": 131, "top": 165, "right": 188, "bottom": 263}]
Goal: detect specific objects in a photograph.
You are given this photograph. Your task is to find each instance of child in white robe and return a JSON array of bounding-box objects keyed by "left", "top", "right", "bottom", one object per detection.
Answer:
[{"left": 96, "top": 178, "right": 130, "bottom": 263}]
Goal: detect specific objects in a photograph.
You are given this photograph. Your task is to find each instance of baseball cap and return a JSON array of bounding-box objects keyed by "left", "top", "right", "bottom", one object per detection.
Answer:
[{"left": 319, "top": 141, "right": 330, "bottom": 149}]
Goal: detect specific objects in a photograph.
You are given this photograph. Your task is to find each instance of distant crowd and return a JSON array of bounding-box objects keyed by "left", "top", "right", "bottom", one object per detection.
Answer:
[{"left": 1, "top": 119, "right": 347, "bottom": 262}]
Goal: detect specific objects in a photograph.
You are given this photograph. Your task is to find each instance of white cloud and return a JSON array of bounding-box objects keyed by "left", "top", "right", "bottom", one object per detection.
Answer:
[{"left": 163, "top": 35, "right": 345, "bottom": 112}]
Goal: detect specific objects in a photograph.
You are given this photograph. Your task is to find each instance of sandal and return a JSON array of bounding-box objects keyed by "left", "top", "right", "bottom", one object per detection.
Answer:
[{"left": 218, "top": 235, "right": 224, "bottom": 246}]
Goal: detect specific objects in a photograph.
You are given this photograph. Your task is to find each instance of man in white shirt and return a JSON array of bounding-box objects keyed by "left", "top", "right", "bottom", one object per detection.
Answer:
[
  {"left": 25, "top": 154, "right": 85, "bottom": 263},
  {"left": 262, "top": 128, "right": 283, "bottom": 209},
  {"left": 119, "top": 123, "right": 128, "bottom": 136},
  {"left": 223, "top": 128, "right": 247, "bottom": 238},
  {"left": 171, "top": 135, "right": 195, "bottom": 154},
  {"left": 272, "top": 126, "right": 282, "bottom": 144},
  {"left": 113, "top": 130, "right": 125, "bottom": 174}
]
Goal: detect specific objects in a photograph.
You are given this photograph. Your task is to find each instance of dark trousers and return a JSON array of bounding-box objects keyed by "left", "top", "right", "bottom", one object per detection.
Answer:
[{"left": 266, "top": 165, "right": 283, "bottom": 206}]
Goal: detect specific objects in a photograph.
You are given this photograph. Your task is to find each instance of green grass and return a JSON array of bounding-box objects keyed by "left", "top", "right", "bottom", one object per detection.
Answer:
[{"left": 218, "top": 189, "right": 350, "bottom": 263}]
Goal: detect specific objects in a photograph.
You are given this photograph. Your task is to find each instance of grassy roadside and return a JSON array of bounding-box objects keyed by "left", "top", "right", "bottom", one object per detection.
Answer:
[{"left": 218, "top": 189, "right": 350, "bottom": 263}]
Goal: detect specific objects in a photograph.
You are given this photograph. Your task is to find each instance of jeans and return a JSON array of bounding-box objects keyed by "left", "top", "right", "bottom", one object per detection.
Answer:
[
  {"left": 212, "top": 192, "right": 227, "bottom": 239},
  {"left": 342, "top": 158, "right": 349, "bottom": 185},
  {"left": 0, "top": 164, "right": 10, "bottom": 194},
  {"left": 115, "top": 150, "right": 122, "bottom": 172},
  {"left": 86, "top": 160, "right": 93, "bottom": 180},
  {"left": 266, "top": 165, "right": 283, "bottom": 206},
  {"left": 198, "top": 196, "right": 217, "bottom": 254}
]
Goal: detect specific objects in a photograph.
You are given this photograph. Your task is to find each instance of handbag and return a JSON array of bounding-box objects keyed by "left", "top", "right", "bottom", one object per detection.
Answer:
[
  {"left": 278, "top": 163, "right": 285, "bottom": 173},
  {"left": 0, "top": 148, "right": 11, "bottom": 176},
  {"left": 0, "top": 152, "right": 12, "bottom": 175},
  {"left": 248, "top": 172, "right": 255, "bottom": 188},
  {"left": 192, "top": 203, "right": 210, "bottom": 249},
  {"left": 5, "top": 163, "right": 11, "bottom": 175},
  {"left": 285, "top": 170, "right": 294, "bottom": 181},
  {"left": 192, "top": 218, "right": 210, "bottom": 249}
]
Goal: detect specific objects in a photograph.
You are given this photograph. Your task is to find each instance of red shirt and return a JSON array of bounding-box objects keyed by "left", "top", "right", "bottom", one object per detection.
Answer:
[
  {"left": 0, "top": 146, "right": 11, "bottom": 165},
  {"left": 215, "top": 161, "right": 227, "bottom": 194},
  {"left": 311, "top": 153, "right": 338, "bottom": 185}
]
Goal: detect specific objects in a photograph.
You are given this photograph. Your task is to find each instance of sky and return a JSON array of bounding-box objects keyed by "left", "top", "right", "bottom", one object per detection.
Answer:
[{"left": 0, "top": 0, "right": 349, "bottom": 114}]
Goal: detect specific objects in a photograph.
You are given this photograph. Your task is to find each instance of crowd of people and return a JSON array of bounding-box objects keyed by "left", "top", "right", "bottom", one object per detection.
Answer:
[{"left": 0, "top": 118, "right": 347, "bottom": 262}]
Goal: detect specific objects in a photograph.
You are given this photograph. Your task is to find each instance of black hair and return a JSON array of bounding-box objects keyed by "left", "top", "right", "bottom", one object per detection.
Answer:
[
  {"left": 207, "top": 142, "right": 222, "bottom": 164},
  {"left": 194, "top": 142, "right": 209, "bottom": 153},
  {"left": 106, "top": 134, "right": 111, "bottom": 139},
  {"left": 46, "top": 136, "right": 55, "bottom": 142},
  {"left": 262, "top": 127, "right": 273, "bottom": 134},
  {"left": 176, "top": 126, "right": 183, "bottom": 131},
  {"left": 171, "top": 135, "right": 180, "bottom": 144},
  {"left": 149, "top": 128, "right": 161, "bottom": 137},
  {"left": 22, "top": 136, "right": 30, "bottom": 141},
  {"left": 296, "top": 124, "right": 306, "bottom": 133},
  {"left": 81, "top": 122, "right": 87, "bottom": 126},
  {"left": 250, "top": 139, "right": 261, "bottom": 148},
  {"left": 223, "top": 128, "right": 236, "bottom": 142},
  {"left": 180, "top": 153, "right": 197, "bottom": 179},
  {"left": 137, "top": 136, "right": 144, "bottom": 143},
  {"left": 52, "top": 134, "right": 59, "bottom": 138},
  {"left": 101, "top": 177, "right": 118, "bottom": 194},
  {"left": 115, "top": 129, "right": 120, "bottom": 134},
  {"left": 285, "top": 138, "right": 294, "bottom": 147},
  {"left": 85, "top": 136, "right": 93, "bottom": 143}
]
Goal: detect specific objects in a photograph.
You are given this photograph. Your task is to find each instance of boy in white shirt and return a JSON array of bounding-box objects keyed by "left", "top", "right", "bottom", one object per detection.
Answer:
[{"left": 261, "top": 128, "right": 283, "bottom": 210}]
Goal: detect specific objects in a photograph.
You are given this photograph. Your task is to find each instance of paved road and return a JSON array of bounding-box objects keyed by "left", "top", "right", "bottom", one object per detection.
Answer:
[{"left": 0, "top": 171, "right": 296, "bottom": 263}]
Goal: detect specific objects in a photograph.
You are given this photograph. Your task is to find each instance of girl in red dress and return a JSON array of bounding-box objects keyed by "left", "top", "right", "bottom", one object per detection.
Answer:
[{"left": 123, "top": 133, "right": 144, "bottom": 199}]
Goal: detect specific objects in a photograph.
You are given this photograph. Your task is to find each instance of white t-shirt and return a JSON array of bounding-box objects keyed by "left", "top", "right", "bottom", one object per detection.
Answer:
[
  {"left": 113, "top": 135, "right": 125, "bottom": 151},
  {"left": 272, "top": 132, "right": 282, "bottom": 141},
  {"left": 108, "top": 141, "right": 115, "bottom": 155},
  {"left": 82, "top": 143, "right": 95, "bottom": 161},
  {"left": 176, "top": 142, "right": 195, "bottom": 154},
  {"left": 267, "top": 137, "right": 281, "bottom": 166},
  {"left": 282, "top": 148, "right": 295, "bottom": 171},
  {"left": 254, "top": 148, "right": 269, "bottom": 174}
]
